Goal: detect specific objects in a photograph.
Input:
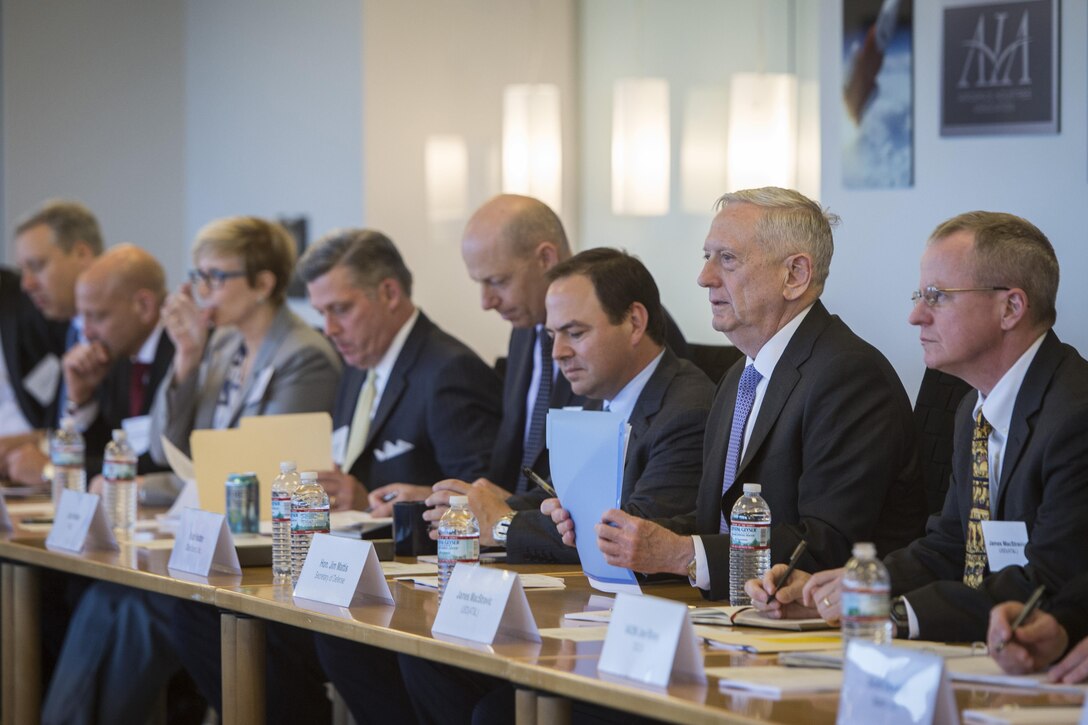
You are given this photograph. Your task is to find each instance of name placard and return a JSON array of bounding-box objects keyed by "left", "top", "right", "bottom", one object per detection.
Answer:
[
  {"left": 838, "top": 641, "right": 957, "bottom": 725},
  {"left": 168, "top": 508, "right": 241, "bottom": 576},
  {"left": 431, "top": 563, "right": 541, "bottom": 645},
  {"left": 45, "top": 489, "right": 118, "bottom": 553},
  {"left": 598, "top": 592, "right": 705, "bottom": 687},
  {"left": 292, "top": 534, "right": 393, "bottom": 606},
  {"left": 981, "top": 520, "right": 1029, "bottom": 571}
]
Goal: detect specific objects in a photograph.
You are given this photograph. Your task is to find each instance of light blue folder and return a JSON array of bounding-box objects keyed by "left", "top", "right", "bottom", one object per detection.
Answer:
[{"left": 546, "top": 409, "right": 640, "bottom": 593}]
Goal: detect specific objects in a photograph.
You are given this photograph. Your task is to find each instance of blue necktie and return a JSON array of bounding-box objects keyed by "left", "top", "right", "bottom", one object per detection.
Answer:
[
  {"left": 720, "top": 364, "right": 763, "bottom": 533},
  {"left": 516, "top": 328, "right": 552, "bottom": 494}
]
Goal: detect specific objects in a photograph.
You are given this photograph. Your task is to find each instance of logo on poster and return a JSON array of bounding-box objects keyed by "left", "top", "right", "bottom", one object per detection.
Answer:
[{"left": 957, "top": 11, "right": 1031, "bottom": 89}]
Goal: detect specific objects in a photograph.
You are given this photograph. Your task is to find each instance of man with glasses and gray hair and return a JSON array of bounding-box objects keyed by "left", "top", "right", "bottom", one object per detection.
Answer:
[{"left": 755, "top": 210, "right": 1088, "bottom": 645}]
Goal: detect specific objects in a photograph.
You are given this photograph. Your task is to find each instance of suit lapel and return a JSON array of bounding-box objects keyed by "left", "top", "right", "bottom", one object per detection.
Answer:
[
  {"left": 620, "top": 351, "right": 674, "bottom": 495},
  {"left": 229, "top": 307, "right": 293, "bottom": 424},
  {"left": 995, "top": 331, "right": 1062, "bottom": 513},
  {"left": 736, "top": 302, "right": 829, "bottom": 476}
]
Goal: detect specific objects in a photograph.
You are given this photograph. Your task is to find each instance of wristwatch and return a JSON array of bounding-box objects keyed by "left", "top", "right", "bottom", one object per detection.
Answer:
[
  {"left": 890, "top": 596, "right": 909, "bottom": 639},
  {"left": 687, "top": 556, "right": 698, "bottom": 583},
  {"left": 492, "top": 511, "right": 517, "bottom": 545}
]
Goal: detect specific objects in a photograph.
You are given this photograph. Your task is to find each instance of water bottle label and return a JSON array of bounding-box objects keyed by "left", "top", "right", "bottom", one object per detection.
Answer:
[
  {"left": 437, "top": 535, "right": 479, "bottom": 562},
  {"left": 102, "top": 460, "right": 137, "bottom": 482},
  {"left": 271, "top": 495, "right": 292, "bottom": 522},
  {"left": 729, "top": 522, "right": 770, "bottom": 549},
  {"left": 841, "top": 589, "right": 891, "bottom": 621},
  {"left": 51, "top": 447, "right": 84, "bottom": 466},
  {"left": 291, "top": 508, "right": 330, "bottom": 533}
]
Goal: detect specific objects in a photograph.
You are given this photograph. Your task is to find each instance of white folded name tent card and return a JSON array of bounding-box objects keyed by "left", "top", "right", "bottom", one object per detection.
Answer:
[
  {"left": 598, "top": 592, "right": 706, "bottom": 688},
  {"left": 45, "top": 489, "right": 118, "bottom": 554},
  {"left": 168, "top": 508, "right": 242, "bottom": 576},
  {"left": 293, "top": 534, "right": 393, "bottom": 607},
  {"left": 431, "top": 563, "right": 541, "bottom": 645},
  {"left": 190, "top": 412, "right": 333, "bottom": 522},
  {"left": 981, "top": 520, "right": 1029, "bottom": 571},
  {"left": 838, "top": 640, "right": 957, "bottom": 725}
]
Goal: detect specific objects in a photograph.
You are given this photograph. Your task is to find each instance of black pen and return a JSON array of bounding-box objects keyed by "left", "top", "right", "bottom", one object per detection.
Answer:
[
  {"left": 521, "top": 466, "right": 557, "bottom": 498},
  {"left": 774, "top": 540, "right": 808, "bottom": 591},
  {"left": 995, "top": 585, "right": 1046, "bottom": 653},
  {"left": 364, "top": 490, "right": 400, "bottom": 514}
]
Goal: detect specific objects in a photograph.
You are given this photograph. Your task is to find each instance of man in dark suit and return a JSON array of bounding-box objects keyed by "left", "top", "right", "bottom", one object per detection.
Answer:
[
  {"left": 0, "top": 267, "right": 66, "bottom": 442},
  {"left": 583, "top": 188, "right": 926, "bottom": 601},
  {"left": 7, "top": 246, "right": 173, "bottom": 485},
  {"left": 398, "top": 248, "right": 713, "bottom": 724},
  {"left": 433, "top": 247, "right": 712, "bottom": 562},
  {"left": 761, "top": 211, "right": 1088, "bottom": 644}
]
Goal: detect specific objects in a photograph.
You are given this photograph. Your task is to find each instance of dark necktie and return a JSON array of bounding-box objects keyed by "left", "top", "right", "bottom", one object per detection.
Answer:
[
  {"left": 128, "top": 362, "right": 151, "bottom": 418},
  {"left": 516, "top": 328, "right": 552, "bottom": 494},
  {"left": 963, "top": 410, "right": 992, "bottom": 588},
  {"left": 720, "top": 364, "right": 763, "bottom": 534}
]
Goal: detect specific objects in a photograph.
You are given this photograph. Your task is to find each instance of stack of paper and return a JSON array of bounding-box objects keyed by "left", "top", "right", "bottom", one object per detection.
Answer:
[
  {"left": 707, "top": 665, "right": 843, "bottom": 696},
  {"left": 946, "top": 656, "right": 1088, "bottom": 694},
  {"left": 779, "top": 640, "right": 987, "bottom": 669},
  {"left": 699, "top": 629, "right": 842, "bottom": 654},
  {"left": 962, "top": 707, "right": 1085, "bottom": 724},
  {"left": 399, "top": 573, "right": 565, "bottom": 590}
]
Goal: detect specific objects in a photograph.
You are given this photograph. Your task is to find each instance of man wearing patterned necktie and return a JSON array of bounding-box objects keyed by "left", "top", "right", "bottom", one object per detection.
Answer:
[
  {"left": 588, "top": 187, "right": 926, "bottom": 603},
  {"left": 759, "top": 211, "right": 1088, "bottom": 645}
]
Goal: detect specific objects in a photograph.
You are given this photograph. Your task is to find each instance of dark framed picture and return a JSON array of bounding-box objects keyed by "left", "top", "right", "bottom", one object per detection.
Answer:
[
  {"left": 842, "top": 0, "right": 914, "bottom": 189},
  {"left": 941, "top": 0, "right": 1060, "bottom": 136}
]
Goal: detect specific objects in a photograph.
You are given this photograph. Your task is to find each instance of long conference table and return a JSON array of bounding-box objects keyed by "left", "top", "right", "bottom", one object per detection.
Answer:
[{"left": 1, "top": 509, "right": 1082, "bottom": 725}]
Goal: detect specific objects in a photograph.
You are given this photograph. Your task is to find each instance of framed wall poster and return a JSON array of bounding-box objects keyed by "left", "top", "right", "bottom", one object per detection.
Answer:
[
  {"left": 842, "top": 0, "right": 915, "bottom": 189},
  {"left": 941, "top": 0, "right": 1060, "bottom": 136}
]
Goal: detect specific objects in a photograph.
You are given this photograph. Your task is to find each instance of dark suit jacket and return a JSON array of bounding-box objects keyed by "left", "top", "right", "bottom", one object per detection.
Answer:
[
  {"left": 82, "top": 331, "right": 175, "bottom": 476},
  {"left": 486, "top": 326, "right": 584, "bottom": 490},
  {"left": 0, "top": 267, "right": 67, "bottom": 428},
  {"left": 504, "top": 350, "right": 713, "bottom": 564},
  {"left": 1047, "top": 574, "right": 1088, "bottom": 650},
  {"left": 884, "top": 331, "right": 1088, "bottom": 642},
  {"left": 337, "top": 312, "right": 502, "bottom": 488},
  {"left": 660, "top": 301, "right": 927, "bottom": 601},
  {"left": 489, "top": 311, "right": 690, "bottom": 491}
]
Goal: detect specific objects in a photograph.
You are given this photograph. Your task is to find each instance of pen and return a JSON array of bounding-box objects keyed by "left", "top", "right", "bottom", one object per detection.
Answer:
[
  {"left": 995, "top": 585, "right": 1046, "bottom": 653},
  {"left": 521, "top": 466, "right": 557, "bottom": 498},
  {"left": 774, "top": 540, "right": 808, "bottom": 591},
  {"left": 364, "top": 490, "right": 400, "bottom": 514}
]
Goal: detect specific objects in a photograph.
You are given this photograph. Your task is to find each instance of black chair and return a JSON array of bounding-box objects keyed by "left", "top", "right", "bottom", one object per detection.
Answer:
[
  {"left": 686, "top": 343, "right": 744, "bottom": 385},
  {"left": 913, "top": 368, "right": 974, "bottom": 514}
]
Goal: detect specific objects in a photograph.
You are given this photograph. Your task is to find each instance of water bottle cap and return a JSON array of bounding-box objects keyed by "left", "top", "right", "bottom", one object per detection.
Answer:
[
  {"left": 742, "top": 483, "right": 761, "bottom": 494},
  {"left": 112, "top": 429, "right": 126, "bottom": 442},
  {"left": 300, "top": 471, "right": 318, "bottom": 482},
  {"left": 852, "top": 542, "right": 876, "bottom": 559},
  {"left": 279, "top": 461, "right": 297, "bottom": 473},
  {"left": 450, "top": 495, "right": 469, "bottom": 506}
]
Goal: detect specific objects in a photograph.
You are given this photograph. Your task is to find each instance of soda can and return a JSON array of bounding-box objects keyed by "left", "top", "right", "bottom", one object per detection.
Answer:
[{"left": 226, "top": 472, "right": 259, "bottom": 534}]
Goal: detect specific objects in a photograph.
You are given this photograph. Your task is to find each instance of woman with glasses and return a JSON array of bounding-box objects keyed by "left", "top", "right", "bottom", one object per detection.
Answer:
[{"left": 150, "top": 215, "right": 341, "bottom": 463}]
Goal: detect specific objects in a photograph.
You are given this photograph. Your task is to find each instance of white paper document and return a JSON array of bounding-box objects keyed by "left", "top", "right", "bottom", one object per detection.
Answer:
[
  {"left": 710, "top": 665, "right": 842, "bottom": 696},
  {"left": 946, "top": 656, "right": 1088, "bottom": 694},
  {"left": 963, "top": 706, "right": 1086, "bottom": 724}
]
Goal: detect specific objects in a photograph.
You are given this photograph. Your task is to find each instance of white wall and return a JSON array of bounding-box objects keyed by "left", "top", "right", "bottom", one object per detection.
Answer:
[
  {"left": 578, "top": 0, "right": 821, "bottom": 346},
  {"left": 361, "top": 0, "right": 578, "bottom": 364},
  {"left": 819, "top": 0, "right": 1088, "bottom": 400},
  {"left": 2, "top": 0, "right": 186, "bottom": 270},
  {"left": 184, "top": 0, "right": 364, "bottom": 275}
]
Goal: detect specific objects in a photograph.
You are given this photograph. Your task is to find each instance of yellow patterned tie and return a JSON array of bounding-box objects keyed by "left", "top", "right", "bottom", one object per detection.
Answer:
[{"left": 963, "top": 410, "right": 992, "bottom": 588}]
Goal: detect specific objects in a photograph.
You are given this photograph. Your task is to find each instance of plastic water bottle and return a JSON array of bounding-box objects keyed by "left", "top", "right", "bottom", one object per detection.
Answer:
[
  {"left": 437, "top": 495, "right": 479, "bottom": 602},
  {"left": 729, "top": 483, "right": 771, "bottom": 606},
  {"left": 290, "top": 470, "right": 329, "bottom": 586},
  {"left": 102, "top": 429, "right": 138, "bottom": 537},
  {"left": 841, "top": 542, "right": 893, "bottom": 645},
  {"left": 271, "top": 461, "right": 300, "bottom": 582},
  {"left": 50, "top": 416, "right": 86, "bottom": 504}
]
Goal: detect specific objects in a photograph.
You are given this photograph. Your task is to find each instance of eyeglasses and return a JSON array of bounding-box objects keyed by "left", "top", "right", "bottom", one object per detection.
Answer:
[
  {"left": 910, "top": 285, "right": 1010, "bottom": 307},
  {"left": 188, "top": 268, "right": 246, "bottom": 289}
]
